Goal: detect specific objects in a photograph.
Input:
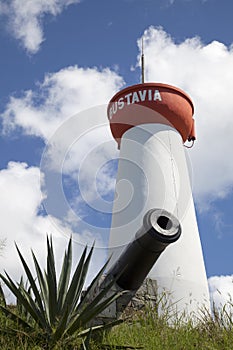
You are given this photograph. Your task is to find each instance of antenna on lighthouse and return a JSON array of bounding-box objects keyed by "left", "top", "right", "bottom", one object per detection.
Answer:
[{"left": 141, "top": 37, "right": 145, "bottom": 84}]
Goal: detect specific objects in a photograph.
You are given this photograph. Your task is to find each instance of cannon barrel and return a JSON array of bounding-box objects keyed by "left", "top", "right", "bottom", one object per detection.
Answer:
[{"left": 108, "top": 209, "right": 181, "bottom": 290}]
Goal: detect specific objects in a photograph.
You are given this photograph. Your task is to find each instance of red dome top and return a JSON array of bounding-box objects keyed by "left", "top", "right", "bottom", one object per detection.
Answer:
[{"left": 107, "top": 83, "right": 195, "bottom": 148}]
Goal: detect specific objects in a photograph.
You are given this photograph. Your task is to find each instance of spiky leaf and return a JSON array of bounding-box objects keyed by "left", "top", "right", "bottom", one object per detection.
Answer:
[{"left": 0, "top": 235, "right": 127, "bottom": 348}]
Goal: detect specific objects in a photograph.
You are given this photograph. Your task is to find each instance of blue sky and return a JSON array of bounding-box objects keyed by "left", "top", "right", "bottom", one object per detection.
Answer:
[{"left": 0, "top": 0, "right": 233, "bottom": 308}]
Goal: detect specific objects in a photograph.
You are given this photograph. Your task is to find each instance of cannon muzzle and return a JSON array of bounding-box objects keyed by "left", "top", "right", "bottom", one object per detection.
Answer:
[{"left": 108, "top": 209, "right": 181, "bottom": 290}]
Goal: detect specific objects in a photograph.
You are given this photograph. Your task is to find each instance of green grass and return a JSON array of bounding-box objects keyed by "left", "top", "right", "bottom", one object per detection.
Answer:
[
  {"left": 103, "top": 304, "right": 233, "bottom": 350},
  {"left": 1, "top": 303, "right": 233, "bottom": 349},
  {"left": 0, "top": 307, "right": 82, "bottom": 349}
]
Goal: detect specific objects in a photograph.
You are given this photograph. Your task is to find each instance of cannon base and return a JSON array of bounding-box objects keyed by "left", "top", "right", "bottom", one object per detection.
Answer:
[{"left": 87, "top": 276, "right": 158, "bottom": 326}]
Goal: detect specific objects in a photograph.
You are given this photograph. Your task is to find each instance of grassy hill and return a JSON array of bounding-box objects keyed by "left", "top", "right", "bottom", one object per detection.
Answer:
[
  {"left": 1, "top": 303, "right": 233, "bottom": 349},
  {"left": 104, "top": 305, "right": 233, "bottom": 350}
]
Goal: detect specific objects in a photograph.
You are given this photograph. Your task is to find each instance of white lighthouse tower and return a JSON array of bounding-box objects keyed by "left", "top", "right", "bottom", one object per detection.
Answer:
[{"left": 106, "top": 82, "right": 210, "bottom": 319}]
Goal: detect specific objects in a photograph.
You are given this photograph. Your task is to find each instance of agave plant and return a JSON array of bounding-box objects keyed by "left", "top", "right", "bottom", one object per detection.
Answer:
[
  {"left": 0, "top": 236, "right": 124, "bottom": 347},
  {"left": 0, "top": 283, "right": 6, "bottom": 307}
]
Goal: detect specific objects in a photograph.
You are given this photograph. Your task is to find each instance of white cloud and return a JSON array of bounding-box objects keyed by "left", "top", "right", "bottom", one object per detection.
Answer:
[
  {"left": 2, "top": 65, "right": 123, "bottom": 140},
  {"left": 138, "top": 27, "right": 233, "bottom": 204},
  {"left": 208, "top": 275, "right": 233, "bottom": 317},
  {"left": 40, "top": 108, "right": 118, "bottom": 213},
  {"left": 0, "top": 67, "right": 123, "bottom": 291},
  {"left": 0, "top": 0, "right": 80, "bottom": 54},
  {"left": 1, "top": 66, "right": 123, "bottom": 220},
  {"left": 0, "top": 161, "right": 107, "bottom": 302}
]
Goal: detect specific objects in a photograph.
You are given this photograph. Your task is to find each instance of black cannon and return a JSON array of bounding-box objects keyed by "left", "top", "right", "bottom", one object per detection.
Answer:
[{"left": 107, "top": 208, "right": 181, "bottom": 291}]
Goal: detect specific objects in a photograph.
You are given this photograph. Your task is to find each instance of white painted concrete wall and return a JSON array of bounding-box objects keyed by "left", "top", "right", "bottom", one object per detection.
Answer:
[{"left": 108, "top": 123, "right": 210, "bottom": 319}]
